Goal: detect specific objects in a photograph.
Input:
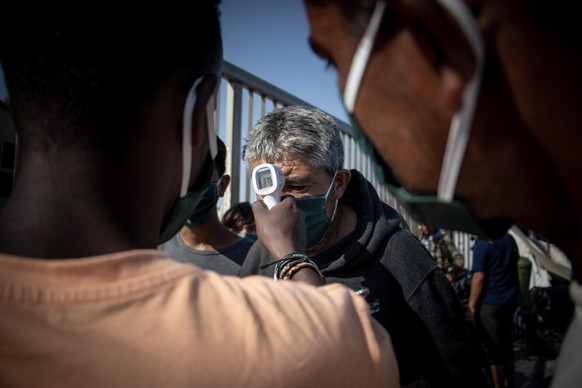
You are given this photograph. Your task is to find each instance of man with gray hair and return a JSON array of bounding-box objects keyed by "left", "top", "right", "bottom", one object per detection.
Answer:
[{"left": 240, "top": 105, "right": 487, "bottom": 388}]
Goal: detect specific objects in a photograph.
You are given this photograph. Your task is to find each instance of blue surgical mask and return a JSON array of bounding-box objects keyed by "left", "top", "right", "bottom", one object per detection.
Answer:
[
  {"left": 158, "top": 76, "right": 219, "bottom": 244},
  {"left": 341, "top": 1, "right": 509, "bottom": 238},
  {"left": 185, "top": 178, "right": 221, "bottom": 227},
  {"left": 295, "top": 172, "right": 338, "bottom": 249}
]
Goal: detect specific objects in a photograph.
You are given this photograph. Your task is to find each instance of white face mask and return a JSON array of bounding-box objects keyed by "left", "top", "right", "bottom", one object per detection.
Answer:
[{"left": 343, "top": 0, "right": 485, "bottom": 204}]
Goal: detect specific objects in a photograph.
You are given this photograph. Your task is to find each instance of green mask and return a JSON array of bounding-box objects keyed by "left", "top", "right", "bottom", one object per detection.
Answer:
[
  {"left": 185, "top": 179, "right": 220, "bottom": 227},
  {"left": 295, "top": 172, "right": 338, "bottom": 249},
  {"left": 159, "top": 155, "right": 215, "bottom": 243}
]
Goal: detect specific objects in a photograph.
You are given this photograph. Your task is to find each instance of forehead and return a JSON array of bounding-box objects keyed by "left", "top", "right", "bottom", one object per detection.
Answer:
[
  {"left": 303, "top": 0, "right": 360, "bottom": 90},
  {"left": 304, "top": 0, "right": 450, "bottom": 192},
  {"left": 251, "top": 158, "right": 329, "bottom": 181}
]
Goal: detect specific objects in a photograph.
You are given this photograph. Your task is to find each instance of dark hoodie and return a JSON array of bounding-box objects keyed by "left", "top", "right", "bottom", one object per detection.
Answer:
[{"left": 240, "top": 170, "right": 487, "bottom": 388}]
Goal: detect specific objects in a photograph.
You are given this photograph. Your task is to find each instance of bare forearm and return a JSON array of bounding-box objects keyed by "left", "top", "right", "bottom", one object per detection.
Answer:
[
  {"left": 468, "top": 272, "right": 484, "bottom": 309},
  {"left": 467, "top": 272, "right": 484, "bottom": 323}
]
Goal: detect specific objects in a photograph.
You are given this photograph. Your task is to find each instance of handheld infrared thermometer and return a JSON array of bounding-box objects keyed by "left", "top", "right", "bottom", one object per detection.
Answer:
[{"left": 252, "top": 163, "right": 284, "bottom": 210}]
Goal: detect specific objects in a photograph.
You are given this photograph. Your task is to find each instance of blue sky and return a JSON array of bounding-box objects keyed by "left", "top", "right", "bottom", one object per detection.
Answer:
[
  {"left": 0, "top": 2, "right": 347, "bottom": 122},
  {"left": 220, "top": 0, "right": 348, "bottom": 122}
]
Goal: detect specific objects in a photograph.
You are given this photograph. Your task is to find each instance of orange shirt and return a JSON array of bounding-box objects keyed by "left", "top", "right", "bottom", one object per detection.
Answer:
[{"left": 0, "top": 250, "right": 398, "bottom": 387}]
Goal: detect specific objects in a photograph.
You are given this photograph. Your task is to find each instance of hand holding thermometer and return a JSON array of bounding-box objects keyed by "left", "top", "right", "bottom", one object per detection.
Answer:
[{"left": 252, "top": 163, "right": 284, "bottom": 210}]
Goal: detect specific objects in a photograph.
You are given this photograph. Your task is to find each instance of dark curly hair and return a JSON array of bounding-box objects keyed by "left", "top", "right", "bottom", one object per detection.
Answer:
[
  {"left": 222, "top": 201, "right": 255, "bottom": 234},
  {"left": 1, "top": 2, "right": 222, "bottom": 165}
]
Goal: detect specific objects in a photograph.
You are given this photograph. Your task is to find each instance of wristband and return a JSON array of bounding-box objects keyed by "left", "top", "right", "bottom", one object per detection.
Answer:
[{"left": 274, "top": 253, "right": 325, "bottom": 282}]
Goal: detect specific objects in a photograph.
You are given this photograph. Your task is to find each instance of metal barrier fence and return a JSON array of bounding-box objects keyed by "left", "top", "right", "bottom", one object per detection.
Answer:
[
  {"left": 217, "top": 60, "right": 476, "bottom": 267},
  {"left": 0, "top": 60, "right": 477, "bottom": 266},
  {"left": 217, "top": 61, "right": 406, "bottom": 216}
]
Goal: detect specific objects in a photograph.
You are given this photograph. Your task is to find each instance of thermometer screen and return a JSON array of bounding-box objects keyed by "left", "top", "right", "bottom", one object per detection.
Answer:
[{"left": 256, "top": 169, "right": 274, "bottom": 189}]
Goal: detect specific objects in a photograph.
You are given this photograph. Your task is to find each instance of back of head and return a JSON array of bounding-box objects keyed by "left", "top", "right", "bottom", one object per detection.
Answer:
[
  {"left": 244, "top": 105, "right": 344, "bottom": 176},
  {"left": 0, "top": 4, "right": 222, "bottom": 166},
  {"left": 222, "top": 201, "right": 255, "bottom": 234},
  {"left": 418, "top": 223, "right": 434, "bottom": 237}
]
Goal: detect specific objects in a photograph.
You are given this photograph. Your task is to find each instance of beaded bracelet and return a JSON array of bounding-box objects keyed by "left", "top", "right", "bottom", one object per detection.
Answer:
[
  {"left": 273, "top": 253, "right": 308, "bottom": 279},
  {"left": 274, "top": 253, "right": 325, "bottom": 282},
  {"left": 272, "top": 257, "right": 303, "bottom": 280},
  {"left": 283, "top": 261, "right": 322, "bottom": 280},
  {"left": 273, "top": 257, "right": 305, "bottom": 280}
]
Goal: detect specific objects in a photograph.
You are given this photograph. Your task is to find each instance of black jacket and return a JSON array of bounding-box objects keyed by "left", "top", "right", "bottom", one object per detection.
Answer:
[{"left": 240, "top": 170, "right": 487, "bottom": 387}]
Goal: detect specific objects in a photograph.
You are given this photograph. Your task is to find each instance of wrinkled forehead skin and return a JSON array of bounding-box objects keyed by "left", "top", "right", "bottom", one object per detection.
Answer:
[{"left": 302, "top": 0, "right": 578, "bottom": 271}]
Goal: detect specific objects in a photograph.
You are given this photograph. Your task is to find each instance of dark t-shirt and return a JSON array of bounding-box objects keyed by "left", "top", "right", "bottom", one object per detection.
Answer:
[{"left": 471, "top": 234, "right": 519, "bottom": 305}]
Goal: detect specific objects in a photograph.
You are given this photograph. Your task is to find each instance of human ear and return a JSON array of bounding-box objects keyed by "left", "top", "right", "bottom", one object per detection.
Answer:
[
  {"left": 217, "top": 174, "right": 231, "bottom": 197},
  {"left": 333, "top": 169, "right": 352, "bottom": 199}
]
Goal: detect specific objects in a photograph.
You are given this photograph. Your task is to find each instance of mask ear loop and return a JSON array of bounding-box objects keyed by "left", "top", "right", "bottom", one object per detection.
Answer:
[
  {"left": 181, "top": 78, "right": 203, "bottom": 198},
  {"left": 343, "top": 1, "right": 386, "bottom": 113},
  {"left": 181, "top": 77, "right": 219, "bottom": 198},
  {"left": 435, "top": 0, "right": 485, "bottom": 203},
  {"left": 206, "top": 96, "right": 218, "bottom": 160},
  {"left": 324, "top": 170, "right": 339, "bottom": 222}
]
